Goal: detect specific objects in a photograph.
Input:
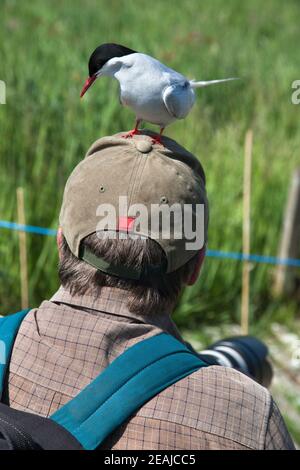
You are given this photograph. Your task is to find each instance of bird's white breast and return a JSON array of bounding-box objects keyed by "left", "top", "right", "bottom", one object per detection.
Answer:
[{"left": 114, "top": 53, "right": 194, "bottom": 127}]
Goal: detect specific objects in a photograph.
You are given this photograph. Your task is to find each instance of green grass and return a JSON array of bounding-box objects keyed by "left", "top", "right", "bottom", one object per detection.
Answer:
[{"left": 0, "top": 0, "right": 299, "bottom": 331}]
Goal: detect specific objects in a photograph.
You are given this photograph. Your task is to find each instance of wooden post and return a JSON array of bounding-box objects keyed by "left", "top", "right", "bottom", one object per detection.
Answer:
[
  {"left": 241, "top": 130, "right": 253, "bottom": 335},
  {"left": 17, "top": 187, "right": 29, "bottom": 309},
  {"left": 274, "top": 168, "right": 300, "bottom": 296}
]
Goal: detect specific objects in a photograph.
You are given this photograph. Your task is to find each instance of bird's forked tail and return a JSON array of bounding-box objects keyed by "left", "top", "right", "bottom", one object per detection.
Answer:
[{"left": 189, "top": 77, "right": 239, "bottom": 88}]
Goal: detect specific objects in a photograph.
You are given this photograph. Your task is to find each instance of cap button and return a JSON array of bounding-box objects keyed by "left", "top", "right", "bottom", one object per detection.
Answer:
[{"left": 135, "top": 139, "right": 153, "bottom": 154}]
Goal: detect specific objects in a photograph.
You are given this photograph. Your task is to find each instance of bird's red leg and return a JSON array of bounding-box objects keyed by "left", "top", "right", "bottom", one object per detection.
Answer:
[
  {"left": 151, "top": 127, "right": 165, "bottom": 145},
  {"left": 122, "top": 119, "right": 141, "bottom": 139}
]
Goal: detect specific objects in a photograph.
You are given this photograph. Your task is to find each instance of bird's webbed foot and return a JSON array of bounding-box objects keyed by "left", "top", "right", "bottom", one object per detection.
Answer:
[
  {"left": 122, "top": 128, "right": 141, "bottom": 139},
  {"left": 151, "top": 135, "right": 163, "bottom": 145},
  {"left": 151, "top": 128, "right": 165, "bottom": 146}
]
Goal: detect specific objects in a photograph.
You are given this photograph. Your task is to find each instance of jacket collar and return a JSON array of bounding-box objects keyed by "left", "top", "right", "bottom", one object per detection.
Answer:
[{"left": 50, "top": 285, "right": 184, "bottom": 341}]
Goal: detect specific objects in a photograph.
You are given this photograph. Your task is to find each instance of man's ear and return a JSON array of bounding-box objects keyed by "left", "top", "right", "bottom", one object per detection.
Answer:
[
  {"left": 187, "top": 247, "right": 206, "bottom": 286},
  {"left": 57, "top": 227, "right": 63, "bottom": 260}
]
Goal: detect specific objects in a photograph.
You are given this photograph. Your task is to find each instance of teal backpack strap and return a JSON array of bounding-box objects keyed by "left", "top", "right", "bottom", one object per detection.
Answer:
[
  {"left": 51, "top": 332, "right": 208, "bottom": 450},
  {"left": 0, "top": 309, "right": 30, "bottom": 399}
]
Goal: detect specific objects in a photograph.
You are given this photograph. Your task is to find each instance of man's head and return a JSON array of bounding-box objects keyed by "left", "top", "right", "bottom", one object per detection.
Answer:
[{"left": 58, "top": 131, "right": 209, "bottom": 316}]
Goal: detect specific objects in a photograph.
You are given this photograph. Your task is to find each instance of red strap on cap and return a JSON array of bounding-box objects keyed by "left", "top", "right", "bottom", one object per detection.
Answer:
[{"left": 117, "top": 216, "right": 135, "bottom": 232}]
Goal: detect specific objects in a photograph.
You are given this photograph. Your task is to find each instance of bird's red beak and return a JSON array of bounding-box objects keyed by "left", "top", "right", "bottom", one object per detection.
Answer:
[{"left": 80, "top": 74, "right": 97, "bottom": 98}]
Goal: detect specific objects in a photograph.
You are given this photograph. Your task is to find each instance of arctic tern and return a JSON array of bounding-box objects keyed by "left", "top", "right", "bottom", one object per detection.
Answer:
[{"left": 80, "top": 43, "right": 237, "bottom": 144}]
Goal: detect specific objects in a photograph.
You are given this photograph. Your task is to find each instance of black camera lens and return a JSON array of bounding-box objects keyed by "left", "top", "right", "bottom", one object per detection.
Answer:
[{"left": 198, "top": 336, "right": 273, "bottom": 388}]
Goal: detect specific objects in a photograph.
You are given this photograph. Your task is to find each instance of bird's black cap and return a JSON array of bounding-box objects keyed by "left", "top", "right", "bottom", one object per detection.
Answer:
[{"left": 88, "top": 43, "right": 136, "bottom": 77}]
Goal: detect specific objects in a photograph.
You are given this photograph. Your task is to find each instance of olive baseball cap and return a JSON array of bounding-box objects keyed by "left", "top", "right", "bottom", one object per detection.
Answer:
[{"left": 59, "top": 130, "right": 208, "bottom": 279}]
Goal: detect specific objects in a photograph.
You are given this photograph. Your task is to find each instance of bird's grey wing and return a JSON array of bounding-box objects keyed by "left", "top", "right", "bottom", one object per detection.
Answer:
[{"left": 162, "top": 82, "right": 195, "bottom": 120}]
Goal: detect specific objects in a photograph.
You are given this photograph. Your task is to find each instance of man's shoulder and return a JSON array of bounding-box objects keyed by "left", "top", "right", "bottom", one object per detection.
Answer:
[
  {"left": 192, "top": 364, "right": 271, "bottom": 416},
  {"left": 138, "top": 364, "right": 272, "bottom": 449},
  {"left": 185, "top": 365, "right": 272, "bottom": 449},
  {"left": 190, "top": 363, "right": 271, "bottom": 407}
]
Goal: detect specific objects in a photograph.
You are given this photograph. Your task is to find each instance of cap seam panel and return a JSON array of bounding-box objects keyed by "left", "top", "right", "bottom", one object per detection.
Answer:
[
  {"left": 119, "top": 146, "right": 140, "bottom": 204},
  {"left": 127, "top": 148, "right": 145, "bottom": 207},
  {"left": 129, "top": 149, "right": 150, "bottom": 206}
]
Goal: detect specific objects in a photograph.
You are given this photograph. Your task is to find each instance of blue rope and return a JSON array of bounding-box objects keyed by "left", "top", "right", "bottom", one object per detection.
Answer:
[
  {"left": 206, "top": 249, "right": 300, "bottom": 267},
  {"left": 1, "top": 220, "right": 300, "bottom": 267},
  {"left": 0, "top": 220, "right": 57, "bottom": 236}
]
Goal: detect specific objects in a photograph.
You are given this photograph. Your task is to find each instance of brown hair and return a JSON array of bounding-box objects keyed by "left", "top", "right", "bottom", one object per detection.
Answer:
[{"left": 58, "top": 233, "right": 199, "bottom": 316}]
